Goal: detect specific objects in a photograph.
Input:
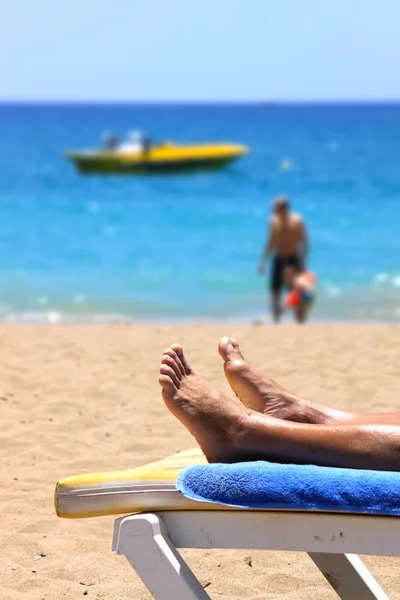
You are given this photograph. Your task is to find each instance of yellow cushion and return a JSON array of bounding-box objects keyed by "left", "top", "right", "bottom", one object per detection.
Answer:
[{"left": 55, "top": 447, "right": 218, "bottom": 519}]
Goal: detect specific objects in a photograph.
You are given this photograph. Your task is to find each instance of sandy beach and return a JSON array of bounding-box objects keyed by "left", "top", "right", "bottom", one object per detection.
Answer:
[{"left": 1, "top": 323, "right": 400, "bottom": 600}]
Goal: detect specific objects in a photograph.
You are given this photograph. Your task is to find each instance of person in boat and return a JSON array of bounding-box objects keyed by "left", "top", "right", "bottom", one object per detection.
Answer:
[
  {"left": 158, "top": 336, "right": 400, "bottom": 471},
  {"left": 258, "top": 197, "right": 308, "bottom": 323},
  {"left": 283, "top": 265, "right": 316, "bottom": 323},
  {"left": 140, "top": 132, "right": 151, "bottom": 154},
  {"left": 118, "top": 131, "right": 151, "bottom": 155},
  {"left": 103, "top": 132, "right": 120, "bottom": 150}
]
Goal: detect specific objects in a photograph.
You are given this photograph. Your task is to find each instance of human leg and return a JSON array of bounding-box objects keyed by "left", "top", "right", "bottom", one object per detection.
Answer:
[
  {"left": 294, "top": 302, "right": 307, "bottom": 323},
  {"left": 271, "top": 292, "right": 282, "bottom": 323},
  {"left": 269, "top": 256, "right": 283, "bottom": 323},
  {"left": 159, "top": 343, "right": 400, "bottom": 471},
  {"left": 219, "top": 336, "right": 400, "bottom": 426}
]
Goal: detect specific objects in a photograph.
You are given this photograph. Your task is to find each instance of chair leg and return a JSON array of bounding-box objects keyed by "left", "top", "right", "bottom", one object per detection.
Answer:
[
  {"left": 308, "top": 553, "right": 390, "bottom": 600},
  {"left": 114, "top": 514, "right": 211, "bottom": 600}
]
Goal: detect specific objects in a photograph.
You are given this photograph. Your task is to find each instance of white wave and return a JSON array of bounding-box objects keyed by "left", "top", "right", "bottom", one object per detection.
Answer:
[
  {"left": 375, "top": 273, "right": 388, "bottom": 283},
  {"left": 72, "top": 294, "right": 85, "bottom": 304},
  {"left": 392, "top": 276, "right": 400, "bottom": 288},
  {"left": 325, "top": 284, "right": 341, "bottom": 297}
]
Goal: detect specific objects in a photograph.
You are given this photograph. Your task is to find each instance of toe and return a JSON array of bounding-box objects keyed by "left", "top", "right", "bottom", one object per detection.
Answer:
[
  {"left": 161, "top": 354, "right": 184, "bottom": 380},
  {"left": 160, "top": 364, "right": 181, "bottom": 389},
  {"left": 163, "top": 347, "right": 185, "bottom": 376},
  {"left": 223, "top": 357, "right": 247, "bottom": 378},
  {"left": 158, "top": 374, "right": 176, "bottom": 394},
  {"left": 178, "top": 349, "right": 193, "bottom": 376},
  {"left": 170, "top": 343, "right": 183, "bottom": 357},
  {"left": 218, "top": 336, "right": 244, "bottom": 361}
]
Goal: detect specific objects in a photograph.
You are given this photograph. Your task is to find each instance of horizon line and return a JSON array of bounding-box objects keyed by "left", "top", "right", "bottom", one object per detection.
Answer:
[{"left": 1, "top": 98, "right": 400, "bottom": 106}]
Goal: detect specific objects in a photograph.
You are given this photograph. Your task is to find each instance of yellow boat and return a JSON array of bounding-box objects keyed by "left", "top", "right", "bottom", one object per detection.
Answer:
[{"left": 66, "top": 141, "right": 248, "bottom": 174}]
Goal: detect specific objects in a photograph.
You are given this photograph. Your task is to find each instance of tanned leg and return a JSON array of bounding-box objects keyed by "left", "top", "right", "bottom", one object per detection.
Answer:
[
  {"left": 219, "top": 336, "right": 400, "bottom": 426},
  {"left": 159, "top": 344, "right": 400, "bottom": 471}
]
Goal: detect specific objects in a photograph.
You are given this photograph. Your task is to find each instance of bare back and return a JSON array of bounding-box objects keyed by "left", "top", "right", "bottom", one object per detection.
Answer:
[{"left": 269, "top": 212, "right": 305, "bottom": 257}]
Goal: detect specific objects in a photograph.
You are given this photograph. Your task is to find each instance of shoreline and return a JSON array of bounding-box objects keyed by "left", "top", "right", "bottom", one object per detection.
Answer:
[{"left": 1, "top": 313, "right": 400, "bottom": 326}]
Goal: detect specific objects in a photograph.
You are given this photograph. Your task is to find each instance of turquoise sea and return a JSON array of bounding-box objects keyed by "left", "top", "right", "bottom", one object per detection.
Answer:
[{"left": 1, "top": 103, "right": 400, "bottom": 323}]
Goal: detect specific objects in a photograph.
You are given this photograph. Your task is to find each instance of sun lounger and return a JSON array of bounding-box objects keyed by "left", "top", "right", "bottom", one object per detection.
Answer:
[{"left": 55, "top": 448, "right": 400, "bottom": 600}]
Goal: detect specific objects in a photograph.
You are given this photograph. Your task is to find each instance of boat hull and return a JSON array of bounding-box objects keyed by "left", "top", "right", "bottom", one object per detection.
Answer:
[{"left": 66, "top": 143, "right": 247, "bottom": 175}]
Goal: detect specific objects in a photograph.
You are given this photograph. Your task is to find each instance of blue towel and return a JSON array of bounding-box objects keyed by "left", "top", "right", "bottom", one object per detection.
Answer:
[{"left": 176, "top": 462, "right": 400, "bottom": 516}]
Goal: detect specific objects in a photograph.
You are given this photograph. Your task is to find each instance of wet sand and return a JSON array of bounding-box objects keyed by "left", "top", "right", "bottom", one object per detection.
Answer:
[{"left": 1, "top": 323, "right": 400, "bottom": 600}]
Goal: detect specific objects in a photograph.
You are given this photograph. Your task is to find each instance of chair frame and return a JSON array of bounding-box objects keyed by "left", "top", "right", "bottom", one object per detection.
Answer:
[{"left": 112, "top": 510, "right": 397, "bottom": 599}]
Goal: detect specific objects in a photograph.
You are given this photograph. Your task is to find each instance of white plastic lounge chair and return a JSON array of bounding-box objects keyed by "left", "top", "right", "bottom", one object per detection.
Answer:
[
  {"left": 113, "top": 510, "right": 395, "bottom": 600},
  {"left": 55, "top": 448, "right": 400, "bottom": 600}
]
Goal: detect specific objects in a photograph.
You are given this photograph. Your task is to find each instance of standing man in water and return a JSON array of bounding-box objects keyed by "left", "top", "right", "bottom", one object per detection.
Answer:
[{"left": 258, "top": 197, "right": 309, "bottom": 323}]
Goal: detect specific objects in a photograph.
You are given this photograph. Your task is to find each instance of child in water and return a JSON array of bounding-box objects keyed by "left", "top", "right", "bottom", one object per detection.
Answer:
[{"left": 283, "top": 265, "right": 316, "bottom": 323}]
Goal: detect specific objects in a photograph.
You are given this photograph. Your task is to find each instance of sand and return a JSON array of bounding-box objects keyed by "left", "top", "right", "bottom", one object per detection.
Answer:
[{"left": 1, "top": 323, "right": 400, "bottom": 600}]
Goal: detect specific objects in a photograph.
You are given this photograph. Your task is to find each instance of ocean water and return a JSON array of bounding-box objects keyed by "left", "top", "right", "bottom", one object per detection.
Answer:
[{"left": 0, "top": 102, "right": 400, "bottom": 323}]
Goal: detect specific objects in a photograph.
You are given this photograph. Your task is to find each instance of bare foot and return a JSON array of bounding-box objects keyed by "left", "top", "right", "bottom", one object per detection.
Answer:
[
  {"left": 218, "top": 336, "right": 335, "bottom": 424},
  {"left": 158, "top": 344, "right": 254, "bottom": 463}
]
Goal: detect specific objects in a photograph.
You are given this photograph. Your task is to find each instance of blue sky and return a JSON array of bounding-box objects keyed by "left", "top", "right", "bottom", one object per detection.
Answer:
[{"left": 1, "top": 1, "right": 398, "bottom": 101}]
